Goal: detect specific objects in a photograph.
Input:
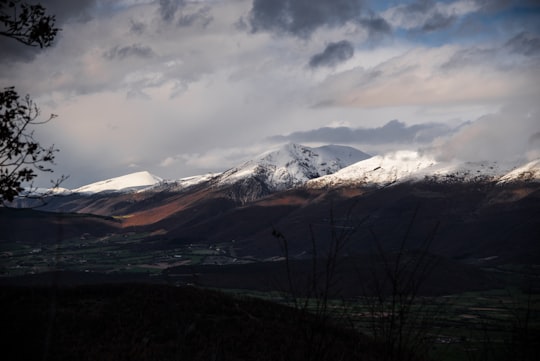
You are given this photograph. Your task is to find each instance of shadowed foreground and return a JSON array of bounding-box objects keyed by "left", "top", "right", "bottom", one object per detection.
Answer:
[{"left": 0, "top": 284, "right": 380, "bottom": 361}]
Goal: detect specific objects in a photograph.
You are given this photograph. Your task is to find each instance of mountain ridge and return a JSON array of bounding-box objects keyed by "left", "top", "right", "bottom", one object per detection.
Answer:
[{"left": 63, "top": 146, "right": 540, "bottom": 196}]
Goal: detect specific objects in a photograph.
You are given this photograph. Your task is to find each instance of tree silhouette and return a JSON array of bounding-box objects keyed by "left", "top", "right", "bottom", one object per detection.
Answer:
[
  {"left": 0, "top": 0, "right": 58, "bottom": 47},
  {"left": 0, "top": 87, "right": 58, "bottom": 201},
  {"left": 0, "top": 0, "right": 60, "bottom": 203}
]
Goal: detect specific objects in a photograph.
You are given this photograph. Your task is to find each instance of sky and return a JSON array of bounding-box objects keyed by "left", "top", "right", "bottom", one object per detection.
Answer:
[{"left": 1, "top": 0, "right": 540, "bottom": 188}]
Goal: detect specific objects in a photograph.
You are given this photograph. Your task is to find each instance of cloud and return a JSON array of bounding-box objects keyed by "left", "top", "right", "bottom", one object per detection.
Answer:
[
  {"left": 359, "top": 15, "right": 392, "bottom": 37},
  {"left": 472, "top": 0, "right": 533, "bottom": 13},
  {"left": 177, "top": 5, "right": 213, "bottom": 27},
  {"left": 159, "top": 0, "right": 185, "bottom": 23},
  {"left": 269, "top": 120, "right": 457, "bottom": 144},
  {"left": 432, "top": 103, "right": 540, "bottom": 162},
  {"left": 505, "top": 32, "right": 540, "bottom": 56},
  {"left": 529, "top": 131, "right": 540, "bottom": 145},
  {"left": 309, "top": 40, "right": 354, "bottom": 68},
  {"left": 40, "top": 0, "right": 98, "bottom": 24},
  {"left": 421, "top": 11, "right": 457, "bottom": 32},
  {"left": 0, "top": 1, "right": 254, "bottom": 98},
  {"left": 161, "top": 143, "right": 273, "bottom": 171},
  {"left": 382, "top": 0, "right": 478, "bottom": 32},
  {"left": 442, "top": 32, "right": 540, "bottom": 70},
  {"left": 248, "top": 0, "right": 390, "bottom": 38},
  {"left": 312, "top": 34, "right": 540, "bottom": 108},
  {"left": 103, "top": 44, "right": 156, "bottom": 60},
  {"left": 129, "top": 19, "right": 146, "bottom": 35}
]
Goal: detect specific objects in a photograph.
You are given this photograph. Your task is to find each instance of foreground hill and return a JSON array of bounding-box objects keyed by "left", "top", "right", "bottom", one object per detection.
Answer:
[{"left": 0, "top": 284, "right": 378, "bottom": 361}]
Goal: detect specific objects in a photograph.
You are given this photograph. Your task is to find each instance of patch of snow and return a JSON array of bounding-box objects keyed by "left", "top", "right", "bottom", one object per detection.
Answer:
[{"left": 72, "top": 171, "right": 163, "bottom": 194}]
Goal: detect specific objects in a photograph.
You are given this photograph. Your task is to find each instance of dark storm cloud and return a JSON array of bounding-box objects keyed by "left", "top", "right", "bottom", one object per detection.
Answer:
[
  {"left": 309, "top": 40, "right": 354, "bottom": 68},
  {"left": 505, "top": 32, "right": 540, "bottom": 56},
  {"left": 40, "top": 0, "right": 97, "bottom": 24},
  {"left": 0, "top": 37, "right": 39, "bottom": 63},
  {"left": 248, "top": 0, "right": 389, "bottom": 38},
  {"left": 159, "top": 0, "right": 185, "bottom": 23},
  {"left": 104, "top": 44, "right": 155, "bottom": 60},
  {"left": 268, "top": 120, "right": 456, "bottom": 144}
]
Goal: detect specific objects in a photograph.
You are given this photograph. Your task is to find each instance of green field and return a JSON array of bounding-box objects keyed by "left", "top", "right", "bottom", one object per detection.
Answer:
[{"left": 0, "top": 232, "right": 241, "bottom": 276}]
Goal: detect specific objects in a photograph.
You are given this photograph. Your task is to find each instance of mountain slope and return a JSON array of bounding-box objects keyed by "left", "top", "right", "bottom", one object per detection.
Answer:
[
  {"left": 307, "top": 151, "right": 436, "bottom": 188},
  {"left": 498, "top": 158, "right": 540, "bottom": 183}
]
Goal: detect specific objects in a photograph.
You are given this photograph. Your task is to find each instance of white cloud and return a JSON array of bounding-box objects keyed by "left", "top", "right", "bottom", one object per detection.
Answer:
[
  {"left": 431, "top": 102, "right": 540, "bottom": 162},
  {"left": 312, "top": 43, "right": 540, "bottom": 108},
  {"left": 382, "top": 0, "right": 480, "bottom": 31}
]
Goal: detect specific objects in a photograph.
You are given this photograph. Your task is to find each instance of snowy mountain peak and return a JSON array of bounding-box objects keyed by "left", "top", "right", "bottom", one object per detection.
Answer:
[
  {"left": 73, "top": 171, "right": 163, "bottom": 194},
  {"left": 216, "top": 143, "right": 371, "bottom": 200}
]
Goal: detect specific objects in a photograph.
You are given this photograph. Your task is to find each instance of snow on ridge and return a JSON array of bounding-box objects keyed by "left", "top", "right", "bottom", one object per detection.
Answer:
[
  {"left": 498, "top": 158, "right": 540, "bottom": 183},
  {"left": 411, "top": 160, "right": 517, "bottom": 184},
  {"left": 162, "top": 173, "right": 221, "bottom": 191},
  {"left": 308, "top": 150, "right": 436, "bottom": 188},
  {"left": 308, "top": 150, "right": 534, "bottom": 188},
  {"left": 73, "top": 171, "right": 163, "bottom": 194}
]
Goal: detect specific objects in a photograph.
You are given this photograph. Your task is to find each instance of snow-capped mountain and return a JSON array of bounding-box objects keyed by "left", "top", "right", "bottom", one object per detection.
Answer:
[
  {"left": 307, "top": 151, "right": 538, "bottom": 189},
  {"left": 213, "top": 143, "right": 371, "bottom": 201},
  {"left": 72, "top": 171, "right": 163, "bottom": 194}
]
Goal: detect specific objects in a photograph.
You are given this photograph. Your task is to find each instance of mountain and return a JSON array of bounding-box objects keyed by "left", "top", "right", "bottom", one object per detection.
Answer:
[
  {"left": 213, "top": 143, "right": 371, "bottom": 202},
  {"left": 72, "top": 171, "right": 163, "bottom": 194},
  {"left": 37, "top": 145, "right": 539, "bottom": 200},
  {"left": 308, "top": 151, "right": 536, "bottom": 189}
]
